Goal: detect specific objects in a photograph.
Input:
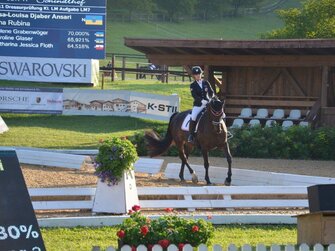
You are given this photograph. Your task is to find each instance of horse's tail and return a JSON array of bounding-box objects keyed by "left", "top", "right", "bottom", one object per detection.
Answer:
[{"left": 145, "top": 113, "right": 177, "bottom": 157}]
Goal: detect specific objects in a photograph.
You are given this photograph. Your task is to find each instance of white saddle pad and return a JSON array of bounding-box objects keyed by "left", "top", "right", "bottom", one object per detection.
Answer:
[{"left": 181, "top": 114, "right": 191, "bottom": 131}]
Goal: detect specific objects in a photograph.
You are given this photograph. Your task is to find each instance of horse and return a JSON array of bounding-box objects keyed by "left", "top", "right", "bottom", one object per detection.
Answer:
[{"left": 144, "top": 97, "right": 232, "bottom": 185}]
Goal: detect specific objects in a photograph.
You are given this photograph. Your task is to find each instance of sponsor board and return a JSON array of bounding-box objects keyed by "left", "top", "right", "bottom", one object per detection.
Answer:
[
  {"left": 0, "top": 56, "right": 99, "bottom": 85},
  {"left": 0, "top": 87, "right": 63, "bottom": 114},
  {"left": 0, "top": 0, "right": 106, "bottom": 59},
  {"left": 63, "top": 89, "right": 180, "bottom": 121}
]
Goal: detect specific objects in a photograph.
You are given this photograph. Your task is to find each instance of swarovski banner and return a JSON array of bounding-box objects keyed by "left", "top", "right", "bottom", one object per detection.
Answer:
[
  {"left": 63, "top": 89, "right": 180, "bottom": 121},
  {"left": 0, "top": 56, "right": 99, "bottom": 85},
  {"left": 0, "top": 87, "right": 63, "bottom": 114}
]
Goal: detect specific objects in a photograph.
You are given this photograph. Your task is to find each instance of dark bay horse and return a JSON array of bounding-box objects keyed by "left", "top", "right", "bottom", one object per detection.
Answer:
[{"left": 145, "top": 97, "right": 232, "bottom": 185}]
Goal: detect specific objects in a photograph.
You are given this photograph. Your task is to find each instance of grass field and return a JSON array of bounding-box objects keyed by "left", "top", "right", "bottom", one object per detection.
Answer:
[
  {"left": 41, "top": 225, "right": 297, "bottom": 251},
  {"left": 105, "top": 0, "right": 301, "bottom": 54}
]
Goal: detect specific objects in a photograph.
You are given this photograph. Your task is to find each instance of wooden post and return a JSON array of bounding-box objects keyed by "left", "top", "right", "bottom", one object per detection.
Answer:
[
  {"left": 166, "top": 65, "right": 169, "bottom": 83},
  {"left": 161, "top": 65, "right": 166, "bottom": 83},
  {"left": 111, "top": 54, "right": 115, "bottom": 82},
  {"left": 121, "top": 56, "right": 126, "bottom": 81},
  {"left": 101, "top": 73, "right": 105, "bottom": 90},
  {"left": 321, "top": 66, "right": 329, "bottom": 107},
  {"left": 136, "top": 63, "right": 139, "bottom": 80}
]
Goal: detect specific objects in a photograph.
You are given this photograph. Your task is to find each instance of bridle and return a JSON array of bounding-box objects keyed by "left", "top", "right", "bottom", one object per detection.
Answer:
[{"left": 209, "top": 100, "right": 224, "bottom": 128}]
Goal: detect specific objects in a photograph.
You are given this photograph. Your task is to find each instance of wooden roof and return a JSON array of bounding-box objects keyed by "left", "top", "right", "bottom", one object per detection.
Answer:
[{"left": 125, "top": 38, "right": 335, "bottom": 56}]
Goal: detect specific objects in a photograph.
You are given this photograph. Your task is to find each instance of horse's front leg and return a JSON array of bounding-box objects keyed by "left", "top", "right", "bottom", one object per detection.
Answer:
[
  {"left": 223, "top": 142, "right": 233, "bottom": 186},
  {"left": 201, "top": 149, "right": 211, "bottom": 185}
]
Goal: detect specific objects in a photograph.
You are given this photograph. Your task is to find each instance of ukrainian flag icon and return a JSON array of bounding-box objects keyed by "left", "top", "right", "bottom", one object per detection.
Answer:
[{"left": 85, "top": 15, "right": 103, "bottom": 25}]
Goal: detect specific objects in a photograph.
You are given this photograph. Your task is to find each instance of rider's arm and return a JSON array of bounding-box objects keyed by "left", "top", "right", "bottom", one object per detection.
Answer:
[{"left": 190, "top": 84, "right": 202, "bottom": 105}]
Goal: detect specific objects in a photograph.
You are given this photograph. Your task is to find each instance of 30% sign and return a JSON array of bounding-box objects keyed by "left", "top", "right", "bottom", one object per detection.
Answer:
[{"left": 0, "top": 225, "right": 41, "bottom": 251}]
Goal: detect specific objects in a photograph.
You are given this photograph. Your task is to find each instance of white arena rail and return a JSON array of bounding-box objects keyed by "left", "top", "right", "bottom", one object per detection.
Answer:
[
  {"left": 165, "top": 163, "right": 335, "bottom": 186},
  {"left": 92, "top": 243, "right": 335, "bottom": 251},
  {"left": 29, "top": 186, "right": 308, "bottom": 211}
]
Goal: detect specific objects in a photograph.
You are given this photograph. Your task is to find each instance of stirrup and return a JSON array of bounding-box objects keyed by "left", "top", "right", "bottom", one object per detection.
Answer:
[{"left": 188, "top": 134, "right": 194, "bottom": 143}]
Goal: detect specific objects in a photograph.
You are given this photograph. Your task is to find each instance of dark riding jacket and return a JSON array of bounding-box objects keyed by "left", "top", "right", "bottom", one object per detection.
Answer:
[{"left": 190, "top": 80, "right": 214, "bottom": 107}]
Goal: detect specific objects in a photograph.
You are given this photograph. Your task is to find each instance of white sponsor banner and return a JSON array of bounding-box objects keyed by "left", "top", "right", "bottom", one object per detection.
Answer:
[
  {"left": 63, "top": 89, "right": 180, "bottom": 121},
  {"left": 0, "top": 87, "right": 63, "bottom": 114},
  {"left": 0, "top": 56, "right": 99, "bottom": 86}
]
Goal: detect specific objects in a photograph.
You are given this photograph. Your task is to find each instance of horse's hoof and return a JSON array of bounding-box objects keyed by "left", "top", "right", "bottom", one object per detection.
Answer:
[
  {"left": 206, "top": 182, "right": 213, "bottom": 186},
  {"left": 191, "top": 173, "right": 198, "bottom": 184},
  {"left": 224, "top": 179, "right": 231, "bottom": 186},
  {"left": 179, "top": 179, "right": 186, "bottom": 183}
]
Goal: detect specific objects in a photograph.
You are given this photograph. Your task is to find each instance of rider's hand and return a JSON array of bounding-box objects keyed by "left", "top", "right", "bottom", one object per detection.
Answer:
[{"left": 201, "top": 100, "right": 208, "bottom": 106}]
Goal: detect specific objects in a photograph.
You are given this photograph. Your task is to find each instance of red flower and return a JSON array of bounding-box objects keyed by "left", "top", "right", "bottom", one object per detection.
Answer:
[
  {"left": 192, "top": 225, "right": 199, "bottom": 233},
  {"left": 147, "top": 244, "right": 153, "bottom": 251},
  {"left": 132, "top": 205, "right": 141, "bottom": 212},
  {"left": 158, "top": 239, "right": 170, "bottom": 249},
  {"left": 140, "top": 225, "right": 149, "bottom": 236},
  {"left": 207, "top": 215, "right": 213, "bottom": 220},
  {"left": 178, "top": 243, "right": 185, "bottom": 251},
  {"left": 117, "top": 230, "right": 125, "bottom": 239},
  {"left": 131, "top": 246, "right": 136, "bottom": 251},
  {"left": 165, "top": 208, "right": 174, "bottom": 213}
]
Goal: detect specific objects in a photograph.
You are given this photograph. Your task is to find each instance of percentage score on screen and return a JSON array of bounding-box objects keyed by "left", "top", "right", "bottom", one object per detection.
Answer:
[{"left": 0, "top": 225, "right": 39, "bottom": 240}]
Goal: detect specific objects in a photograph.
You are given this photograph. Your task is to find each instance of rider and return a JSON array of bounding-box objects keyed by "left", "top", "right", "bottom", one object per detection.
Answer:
[{"left": 188, "top": 66, "right": 214, "bottom": 143}]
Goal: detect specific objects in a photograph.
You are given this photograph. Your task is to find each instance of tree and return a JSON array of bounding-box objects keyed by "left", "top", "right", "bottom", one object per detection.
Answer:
[
  {"left": 264, "top": 0, "right": 335, "bottom": 38},
  {"left": 156, "top": 0, "right": 198, "bottom": 22},
  {"left": 108, "top": 0, "right": 156, "bottom": 21},
  {"left": 195, "top": 0, "right": 224, "bottom": 20},
  {"left": 227, "top": 0, "right": 265, "bottom": 17}
]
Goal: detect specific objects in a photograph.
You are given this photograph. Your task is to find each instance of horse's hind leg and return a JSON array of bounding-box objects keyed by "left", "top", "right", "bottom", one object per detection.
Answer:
[
  {"left": 177, "top": 143, "right": 198, "bottom": 184},
  {"left": 223, "top": 142, "right": 233, "bottom": 186}
]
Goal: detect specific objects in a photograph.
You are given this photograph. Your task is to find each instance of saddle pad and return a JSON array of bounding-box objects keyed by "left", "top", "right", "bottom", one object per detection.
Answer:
[{"left": 181, "top": 114, "right": 191, "bottom": 131}]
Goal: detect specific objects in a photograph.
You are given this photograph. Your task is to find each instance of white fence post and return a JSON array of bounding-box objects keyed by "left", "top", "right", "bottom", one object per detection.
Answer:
[
  {"left": 167, "top": 244, "right": 178, "bottom": 251},
  {"left": 256, "top": 244, "right": 266, "bottom": 251},
  {"left": 299, "top": 243, "right": 310, "bottom": 251},
  {"left": 328, "top": 244, "right": 335, "bottom": 251},
  {"left": 121, "top": 245, "right": 132, "bottom": 251},
  {"left": 183, "top": 244, "right": 193, "bottom": 251},
  {"left": 198, "top": 244, "right": 208, "bottom": 251},
  {"left": 138, "top": 245, "right": 148, "bottom": 251},
  {"left": 271, "top": 244, "right": 281, "bottom": 251},
  {"left": 153, "top": 245, "right": 163, "bottom": 251},
  {"left": 242, "top": 244, "right": 252, "bottom": 251},
  {"left": 228, "top": 244, "right": 238, "bottom": 251},
  {"left": 213, "top": 244, "right": 223, "bottom": 251},
  {"left": 314, "top": 244, "right": 324, "bottom": 251},
  {"left": 285, "top": 245, "right": 295, "bottom": 251}
]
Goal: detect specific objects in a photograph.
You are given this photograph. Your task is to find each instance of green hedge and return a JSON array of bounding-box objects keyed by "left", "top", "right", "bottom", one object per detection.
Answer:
[{"left": 129, "top": 126, "right": 335, "bottom": 160}]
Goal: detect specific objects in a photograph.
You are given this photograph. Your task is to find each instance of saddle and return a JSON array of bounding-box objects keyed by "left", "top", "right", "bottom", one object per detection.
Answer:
[{"left": 181, "top": 109, "right": 206, "bottom": 132}]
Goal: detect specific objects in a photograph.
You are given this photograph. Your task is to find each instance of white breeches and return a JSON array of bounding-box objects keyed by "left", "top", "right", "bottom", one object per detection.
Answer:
[{"left": 191, "top": 105, "right": 205, "bottom": 121}]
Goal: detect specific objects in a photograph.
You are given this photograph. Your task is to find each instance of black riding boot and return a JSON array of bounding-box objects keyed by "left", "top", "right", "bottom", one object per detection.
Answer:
[{"left": 188, "top": 120, "right": 196, "bottom": 143}]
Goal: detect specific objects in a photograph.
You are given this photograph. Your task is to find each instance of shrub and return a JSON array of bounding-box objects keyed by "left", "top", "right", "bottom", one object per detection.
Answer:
[
  {"left": 94, "top": 137, "right": 139, "bottom": 186},
  {"left": 117, "top": 206, "right": 214, "bottom": 248},
  {"left": 129, "top": 126, "right": 335, "bottom": 160}
]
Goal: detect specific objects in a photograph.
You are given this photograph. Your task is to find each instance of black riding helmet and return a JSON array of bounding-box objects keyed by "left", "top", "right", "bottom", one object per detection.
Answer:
[{"left": 192, "top": 66, "right": 202, "bottom": 75}]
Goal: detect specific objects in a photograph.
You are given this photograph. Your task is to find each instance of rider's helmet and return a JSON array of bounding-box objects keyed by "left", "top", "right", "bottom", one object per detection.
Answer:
[{"left": 192, "top": 66, "right": 203, "bottom": 75}]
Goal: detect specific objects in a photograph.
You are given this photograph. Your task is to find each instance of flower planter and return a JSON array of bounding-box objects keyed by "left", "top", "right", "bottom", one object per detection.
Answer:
[{"left": 93, "top": 170, "right": 139, "bottom": 214}]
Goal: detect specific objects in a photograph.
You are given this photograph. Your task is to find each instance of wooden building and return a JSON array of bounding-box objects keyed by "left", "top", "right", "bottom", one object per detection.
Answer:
[{"left": 125, "top": 38, "right": 335, "bottom": 127}]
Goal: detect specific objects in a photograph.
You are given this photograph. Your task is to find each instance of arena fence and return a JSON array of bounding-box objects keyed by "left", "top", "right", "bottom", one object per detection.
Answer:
[
  {"left": 92, "top": 243, "right": 335, "bottom": 251},
  {"left": 28, "top": 186, "right": 308, "bottom": 212}
]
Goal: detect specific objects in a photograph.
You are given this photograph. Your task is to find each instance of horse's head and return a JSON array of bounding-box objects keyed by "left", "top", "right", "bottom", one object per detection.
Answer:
[{"left": 208, "top": 96, "right": 225, "bottom": 134}]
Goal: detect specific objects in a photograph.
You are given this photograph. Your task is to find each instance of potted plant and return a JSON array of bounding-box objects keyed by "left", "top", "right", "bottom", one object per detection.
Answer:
[
  {"left": 117, "top": 205, "right": 214, "bottom": 250},
  {"left": 92, "top": 137, "right": 139, "bottom": 214}
]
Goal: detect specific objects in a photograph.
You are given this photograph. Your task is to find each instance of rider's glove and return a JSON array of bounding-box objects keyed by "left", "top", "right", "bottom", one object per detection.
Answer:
[{"left": 201, "top": 100, "right": 208, "bottom": 106}]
